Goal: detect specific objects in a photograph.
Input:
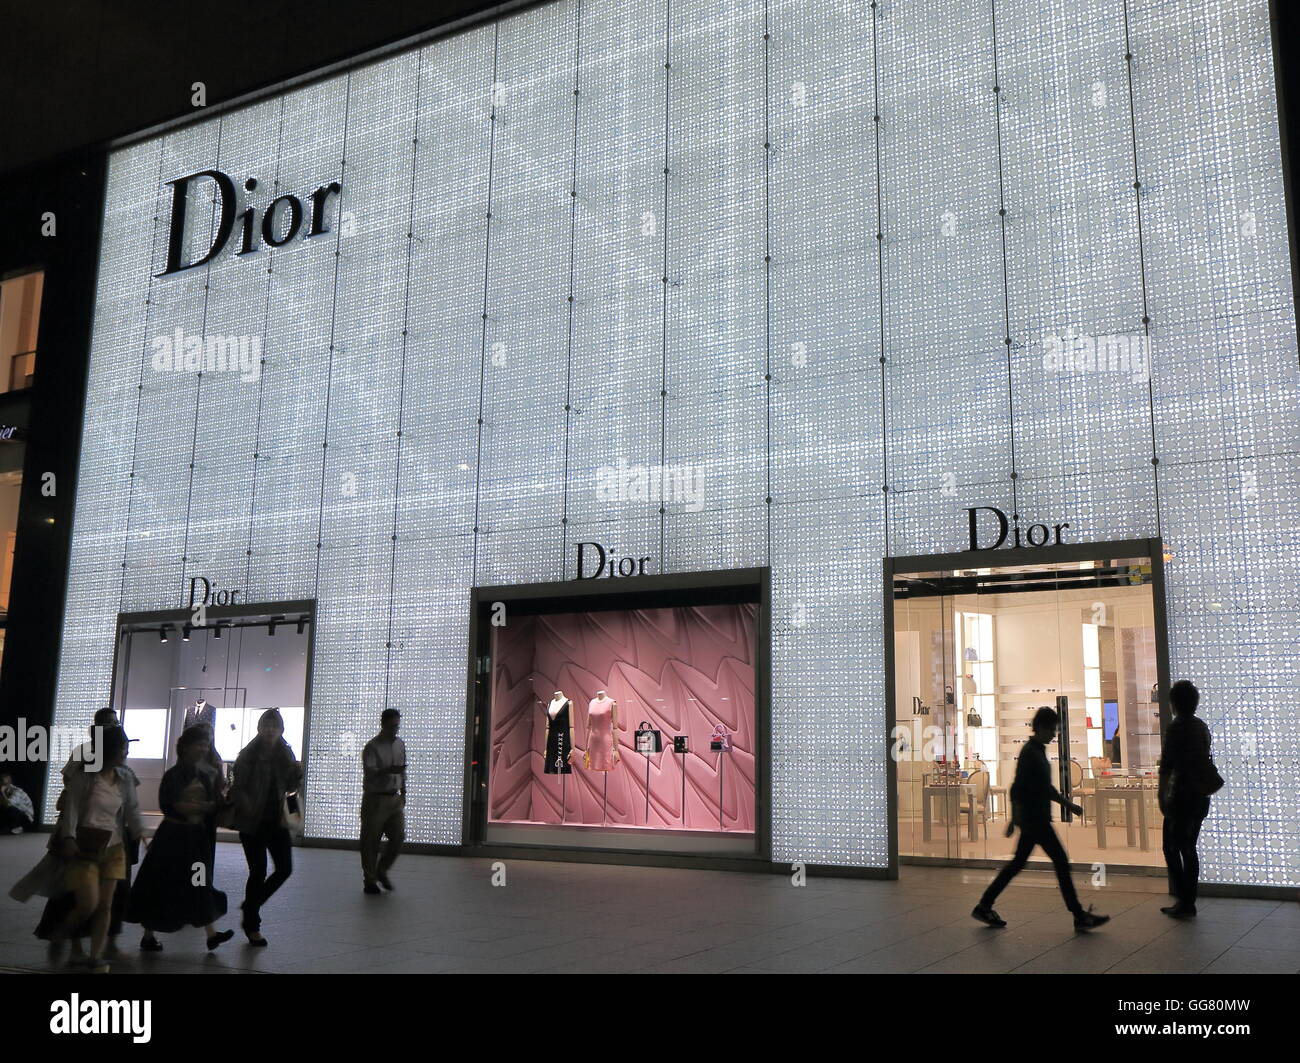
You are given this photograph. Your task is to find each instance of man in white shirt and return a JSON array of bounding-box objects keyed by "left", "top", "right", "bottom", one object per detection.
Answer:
[{"left": 360, "top": 709, "right": 406, "bottom": 894}]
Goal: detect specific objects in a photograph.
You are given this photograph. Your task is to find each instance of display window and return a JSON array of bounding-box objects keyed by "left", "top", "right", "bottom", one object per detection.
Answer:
[
  {"left": 470, "top": 572, "right": 767, "bottom": 858},
  {"left": 110, "top": 605, "right": 313, "bottom": 815},
  {"left": 888, "top": 541, "right": 1168, "bottom": 871},
  {"left": 0, "top": 411, "right": 26, "bottom": 675},
  {"left": 0, "top": 268, "right": 42, "bottom": 394}
]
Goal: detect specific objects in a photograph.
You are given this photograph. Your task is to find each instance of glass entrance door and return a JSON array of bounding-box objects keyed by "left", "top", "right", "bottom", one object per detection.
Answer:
[
  {"left": 894, "top": 572, "right": 1004, "bottom": 862},
  {"left": 894, "top": 552, "right": 1164, "bottom": 870}
]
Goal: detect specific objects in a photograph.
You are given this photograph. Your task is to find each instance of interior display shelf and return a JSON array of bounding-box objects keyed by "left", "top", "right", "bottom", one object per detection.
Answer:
[{"left": 997, "top": 686, "right": 1084, "bottom": 696}]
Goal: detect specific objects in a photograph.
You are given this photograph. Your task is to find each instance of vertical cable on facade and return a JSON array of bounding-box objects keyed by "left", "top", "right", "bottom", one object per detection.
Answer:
[
  {"left": 763, "top": 0, "right": 773, "bottom": 565},
  {"left": 658, "top": 0, "right": 673, "bottom": 564},
  {"left": 243, "top": 97, "right": 287, "bottom": 591},
  {"left": 179, "top": 118, "right": 225, "bottom": 607},
  {"left": 1121, "top": 0, "right": 1162, "bottom": 536},
  {"left": 471, "top": 26, "right": 502, "bottom": 584},
  {"left": 312, "top": 74, "right": 353, "bottom": 598},
  {"left": 560, "top": 0, "right": 583, "bottom": 581},
  {"left": 869, "top": 0, "right": 890, "bottom": 552},
  {"left": 384, "top": 51, "right": 425, "bottom": 707},
  {"left": 116, "top": 143, "right": 168, "bottom": 618},
  {"left": 989, "top": 0, "right": 1019, "bottom": 519}
]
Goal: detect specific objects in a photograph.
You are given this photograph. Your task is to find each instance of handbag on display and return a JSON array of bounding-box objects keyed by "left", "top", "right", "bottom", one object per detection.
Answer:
[
  {"left": 944, "top": 685, "right": 954, "bottom": 705},
  {"left": 673, "top": 735, "right": 689, "bottom": 754},
  {"left": 710, "top": 724, "right": 733, "bottom": 753},
  {"left": 281, "top": 791, "right": 305, "bottom": 838},
  {"left": 634, "top": 721, "right": 662, "bottom": 754},
  {"left": 961, "top": 675, "right": 976, "bottom": 696},
  {"left": 964, "top": 646, "right": 979, "bottom": 662},
  {"left": 966, "top": 709, "right": 982, "bottom": 728}
]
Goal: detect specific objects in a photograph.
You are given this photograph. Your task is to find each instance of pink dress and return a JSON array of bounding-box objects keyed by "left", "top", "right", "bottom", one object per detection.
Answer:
[{"left": 585, "top": 697, "right": 617, "bottom": 771}]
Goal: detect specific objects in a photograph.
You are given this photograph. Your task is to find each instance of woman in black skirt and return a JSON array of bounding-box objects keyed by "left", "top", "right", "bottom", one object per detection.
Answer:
[{"left": 127, "top": 726, "right": 234, "bottom": 952}]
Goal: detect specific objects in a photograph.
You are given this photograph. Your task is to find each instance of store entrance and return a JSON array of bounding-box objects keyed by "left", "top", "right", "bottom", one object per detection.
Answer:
[
  {"left": 111, "top": 603, "right": 314, "bottom": 816},
  {"left": 889, "top": 542, "right": 1168, "bottom": 872}
]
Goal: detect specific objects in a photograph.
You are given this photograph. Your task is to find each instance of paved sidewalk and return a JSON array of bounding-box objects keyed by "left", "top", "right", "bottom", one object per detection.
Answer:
[{"left": 1, "top": 834, "right": 1295, "bottom": 974}]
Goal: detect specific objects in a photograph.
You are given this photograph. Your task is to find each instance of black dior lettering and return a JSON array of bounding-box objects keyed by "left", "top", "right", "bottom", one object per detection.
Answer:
[
  {"left": 307, "top": 181, "right": 342, "bottom": 236},
  {"left": 158, "top": 169, "right": 342, "bottom": 276},
  {"left": 575, "top": 542, "right": 652, "bottom": 579},
  {"left": 237, "top": 205, "right": 257, "bottom": 255},
  {"left": 576, "top": 542, "right": 605, "bottom": 580},
  {"left": 967, "top": 507, "right": 1070, "bottom": 551},
  {"left": 262, "top": 194, "right": 304, "bottom": 248},
  {"left": 161, "top": 170, "right": 236, "bottom": 276},
  {"left": 967, "top": 506, "right": 1009, "bottom": 551},
  {"left": 187, "top": 576, "right": 243, "bottom": 609}
]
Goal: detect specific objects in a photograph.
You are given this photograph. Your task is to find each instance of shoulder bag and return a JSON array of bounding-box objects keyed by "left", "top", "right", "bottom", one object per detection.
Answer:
[{"left": 281, "top": 790, "right": 305, "bottom": 838}]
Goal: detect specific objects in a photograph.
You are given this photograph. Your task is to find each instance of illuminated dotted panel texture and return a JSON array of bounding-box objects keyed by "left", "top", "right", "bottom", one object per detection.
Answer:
[{"left": 50, "top": 0, "right": 1298, "bottom": 882}]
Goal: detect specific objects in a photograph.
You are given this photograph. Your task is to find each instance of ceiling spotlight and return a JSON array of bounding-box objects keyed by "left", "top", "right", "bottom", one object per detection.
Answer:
[
  {"left": 182, "top": 624, "right": 192, "bottom": 642},
  {"left": 296, "top": 616, "right": 308, "bottom": 635},
  {"left": 268, "top": 620, "right": 278, "bottom": 637},
  {"left": 159, "top": 627, "right": 169, "bottom": 643},
  {"left": 213, "top": 624, "right": 223, "bottom": 640}
]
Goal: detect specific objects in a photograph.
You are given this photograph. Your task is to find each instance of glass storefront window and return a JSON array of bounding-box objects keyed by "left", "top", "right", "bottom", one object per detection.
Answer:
[
  {"left": 482, "top": 596, "right": 760, "bottom": 856},
  {"left": 895, "top": 554, "right": 1161, "bottom": 869},
  {"left": 0, "top": 269, "right": 42, "bottom": 394},
  {"left": 112, "top": 609, "right": 312, "bottom": 813},
  {"left": 121, "top": 708, "right": 169, "bottom": 760},
  {"left": 0, "top": 471, "right": 21, "bottom": 617}
]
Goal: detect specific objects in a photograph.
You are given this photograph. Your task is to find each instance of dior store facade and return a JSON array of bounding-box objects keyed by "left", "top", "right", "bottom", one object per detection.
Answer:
[{"left": 45, "top": 0, "right": 1300, "bottom": 889}]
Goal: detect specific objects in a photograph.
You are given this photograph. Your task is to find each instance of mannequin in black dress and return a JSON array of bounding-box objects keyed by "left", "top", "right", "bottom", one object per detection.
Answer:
[{"left": 543, "top": 692, "right": 575, "bottom": 774}]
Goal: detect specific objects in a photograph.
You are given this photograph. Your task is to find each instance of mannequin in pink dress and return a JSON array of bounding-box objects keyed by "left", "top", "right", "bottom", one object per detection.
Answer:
[{"left": 583, "top": 691, "right": 620, "bottom": 771}]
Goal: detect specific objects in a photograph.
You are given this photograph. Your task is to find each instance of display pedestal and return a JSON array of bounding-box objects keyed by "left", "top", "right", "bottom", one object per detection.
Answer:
[
  {"left": 679, "top": 750, "right": 686, "bottom": 827},
  {"left": 718, "top": 753, "right": 725, "bottom": 830}
]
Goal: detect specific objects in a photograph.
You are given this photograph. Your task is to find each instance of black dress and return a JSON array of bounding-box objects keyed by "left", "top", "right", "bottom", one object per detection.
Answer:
[
  {"left": 544, "top": 700, "right": 573, "bottom": 775},
  {"left": 125, "top": 765, "right": 227, "bottom": 933}
]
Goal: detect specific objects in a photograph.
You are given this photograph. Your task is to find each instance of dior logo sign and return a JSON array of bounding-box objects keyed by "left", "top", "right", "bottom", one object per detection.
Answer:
[
  {"left": 187, "top": 576, "right": 243, "bottom": 609},
  {"left": 967, "top": 507, "right": 1070, "bottom": 551},
  {"left": 575, "top": 542, "right": 651, "bottom": 580},
  {"left": 158, "top": 169, "right": 342, "bottom": 276}
]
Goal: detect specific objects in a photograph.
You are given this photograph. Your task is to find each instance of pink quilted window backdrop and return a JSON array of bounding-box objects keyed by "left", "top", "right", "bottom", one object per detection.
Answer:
[{"left": 489, "top": 603, "right": 757, "bottom": 833}]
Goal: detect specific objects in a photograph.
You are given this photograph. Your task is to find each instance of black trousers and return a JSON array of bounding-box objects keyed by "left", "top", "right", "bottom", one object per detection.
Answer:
[
  {"left": 980, "top": 820, "right": 1083, "bottom": 915},
  {"left": 1162, "top": 795, "right": 1210, "bottom": 909},
  {"left": 0, "top": 806, "right": 32, "bottom": 832},
  {"left": 239, "top": 823, "right": 293, "bottom": 931}
]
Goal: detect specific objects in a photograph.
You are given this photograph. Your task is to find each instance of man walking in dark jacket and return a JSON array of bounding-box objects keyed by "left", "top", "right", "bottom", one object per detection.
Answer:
[
  {"left": 1159, "top": 680, "right": 1217, "bottom": 918},
  {"left": 973, "top": 707, "right": 1110, "bottom": 930}
]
